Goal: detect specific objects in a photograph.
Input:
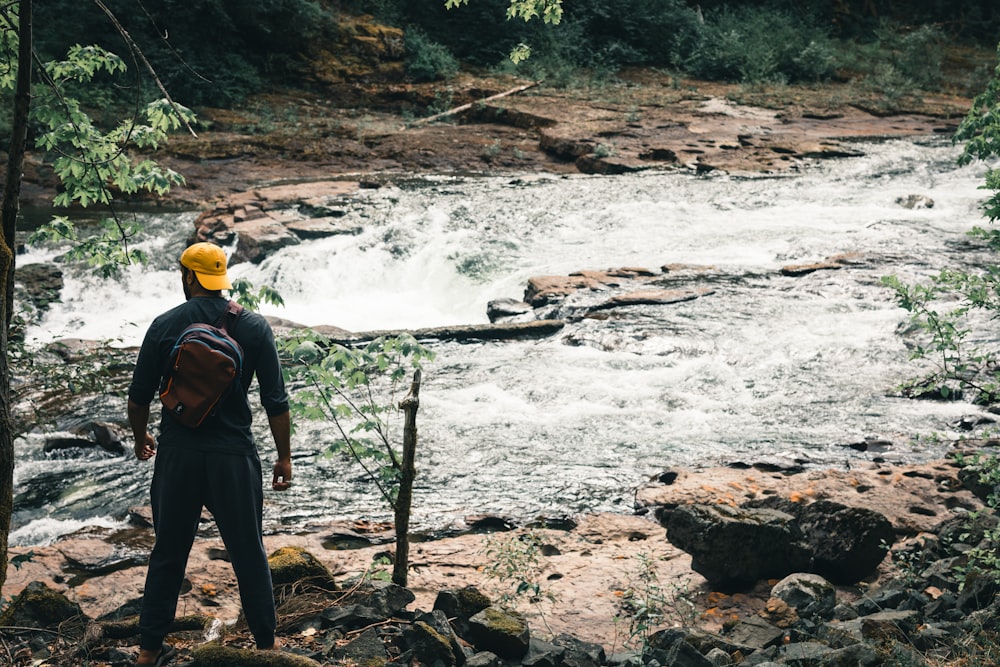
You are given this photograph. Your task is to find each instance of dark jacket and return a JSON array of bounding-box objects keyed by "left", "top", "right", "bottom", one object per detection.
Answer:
[{"left": 128, "top": 296, "right": 289, "bottom": 455}]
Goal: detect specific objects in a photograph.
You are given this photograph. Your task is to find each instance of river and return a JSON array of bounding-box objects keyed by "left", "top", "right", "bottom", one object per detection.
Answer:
[{"left": 11, "top": 137, "right": 997, "bottom": 547}]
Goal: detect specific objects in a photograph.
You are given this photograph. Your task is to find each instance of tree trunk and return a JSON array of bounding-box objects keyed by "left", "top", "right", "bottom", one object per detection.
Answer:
[
  {"left": 392, "top": 369, "right": 421, "bottom": 587},
  {"left": 0, "top": 0, "right": 33, "bottom": 594}
]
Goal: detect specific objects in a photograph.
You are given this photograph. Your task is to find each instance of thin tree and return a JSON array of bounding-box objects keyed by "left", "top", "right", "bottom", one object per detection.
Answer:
[
  {"left": 0, "top": 0, "right": 193, "bottom": 593},
  {"left": 0, "top": 0, "right": 32, "bottom": 596}
]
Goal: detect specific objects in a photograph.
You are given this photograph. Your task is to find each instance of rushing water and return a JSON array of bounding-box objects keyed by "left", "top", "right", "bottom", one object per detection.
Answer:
[{"left": 11, "top": 137, "right": 999, "bottom": 547}]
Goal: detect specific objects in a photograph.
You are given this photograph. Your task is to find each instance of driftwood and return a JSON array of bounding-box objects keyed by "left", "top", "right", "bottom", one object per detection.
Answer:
[
  {"left": 392, "top": 369, "right": 421, "bottom": 587},
  {"left": 403, "top": 81, "right": 540, "bottom": 129}
]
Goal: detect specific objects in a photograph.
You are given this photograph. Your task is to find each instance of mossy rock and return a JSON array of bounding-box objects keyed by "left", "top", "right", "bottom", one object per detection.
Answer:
[
  {"left": 467, "top": 606, "right": 530, "bottom": 659},
  {"left": 192, "top": 642, "right": 320, "bottom": 666},
  {"left": 268, "top": 546, "right": 335, "bottom": 586},
  {"left": 0, "top": 581, "right": 87, "bottom": 630}
]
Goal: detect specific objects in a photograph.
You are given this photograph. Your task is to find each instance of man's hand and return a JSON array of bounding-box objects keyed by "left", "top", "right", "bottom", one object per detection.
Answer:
[
  {"left": 272, "top": 459, "right": 292, "bottom": 491},
  {"left": 134, "top": 433, "right": 156, "bottom": 461}
]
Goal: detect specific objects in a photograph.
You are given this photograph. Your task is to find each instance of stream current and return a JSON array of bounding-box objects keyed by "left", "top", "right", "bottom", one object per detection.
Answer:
[{"left": 11, "top": 137, "right": 999, "bottom": 547}]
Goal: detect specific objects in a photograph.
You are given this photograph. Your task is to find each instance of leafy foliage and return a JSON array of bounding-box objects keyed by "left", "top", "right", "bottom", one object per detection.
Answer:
[
  {"left": 949, "top": 453, "right": 1000, "bottom": 588},
  {"left": 5, "top": 37, "right": 196, "bottom": 276},
  {"left": 882, "top": 44, "right": 1000, "bottom": 405},
  {"left": 480, "top": 530, "right": 555, "bottom": 611},
  {"left": 230, "top": 278, "right": 285, "bottom": 312},
  {"left": 405, "top": 29, "right": 459, "bottom": 82},
  {"left": 280, "top": 333, "right": 433, "bottom": 508},
  {"left": 956, "top": 43, "right": 1000, "bottom": 223},
  {"left": 614, "top": 552, "right": 696, "bottom": 652}
]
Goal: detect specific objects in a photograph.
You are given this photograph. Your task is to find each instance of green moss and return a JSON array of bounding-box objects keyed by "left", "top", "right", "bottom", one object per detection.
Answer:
[
  {"left": 192, "top": 642, "right": 321, "bottom": 666},
  {"left": 268, "top": 546, "right": 335, "bottom": 586},
  {"left": 0, "top": 581, "right": 84, "bottom": 629},
  {"left": 456, "top": 585, "right": 491, "bottom": 614},
  {"left": 480, "top": 607, "right": 527, "bottom": 635}
]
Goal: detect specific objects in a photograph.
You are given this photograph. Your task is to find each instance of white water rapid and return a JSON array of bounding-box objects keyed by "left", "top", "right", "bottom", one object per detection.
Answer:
[{"left": 11, "top": 137, "right": 998, "bottom": 546}]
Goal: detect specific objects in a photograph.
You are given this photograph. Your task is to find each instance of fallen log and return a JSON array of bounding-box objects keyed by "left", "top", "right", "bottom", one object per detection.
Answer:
[{"left": 403, "top": 81, "right": 541, "bottom": 129}]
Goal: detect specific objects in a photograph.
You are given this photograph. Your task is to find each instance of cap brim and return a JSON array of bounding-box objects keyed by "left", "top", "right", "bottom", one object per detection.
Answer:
[{"left": 195, "top": 271, "right": 232, "bottom": 291}]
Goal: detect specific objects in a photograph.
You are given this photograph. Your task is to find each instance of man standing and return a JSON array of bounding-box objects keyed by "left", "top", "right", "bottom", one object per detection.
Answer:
[{"left": 127, "top": 242, "right": 292, "bottom": 666}]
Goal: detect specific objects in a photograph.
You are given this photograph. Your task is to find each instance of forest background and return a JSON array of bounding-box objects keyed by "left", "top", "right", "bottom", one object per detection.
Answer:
[{"left": 17, "top": 0, "right": 1000, "bottom": 119}]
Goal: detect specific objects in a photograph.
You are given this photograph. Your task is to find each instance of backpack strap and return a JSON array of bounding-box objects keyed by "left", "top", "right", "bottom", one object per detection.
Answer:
[{"left": 215, "top": 299, "right": 245, "bottom": 335}]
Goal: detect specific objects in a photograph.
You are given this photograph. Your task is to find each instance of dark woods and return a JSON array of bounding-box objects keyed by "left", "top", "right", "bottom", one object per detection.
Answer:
[{"left": 26, "top": 0, "right": 1000, "bottom": 109}]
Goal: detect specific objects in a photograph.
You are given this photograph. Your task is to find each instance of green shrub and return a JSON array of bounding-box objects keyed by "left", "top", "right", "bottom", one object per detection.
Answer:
[
  {"left": 685, "top": 6, "right": 836, "bottom": 84},
  {"left": 405, "top": 29, "right": 459, "bottom": 82}
]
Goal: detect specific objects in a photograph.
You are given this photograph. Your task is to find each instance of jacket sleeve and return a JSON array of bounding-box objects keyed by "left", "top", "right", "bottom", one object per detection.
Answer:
[
  {"left": 128, "top": 318, "right": 167, "bottom": 407},
  {"left": 253, "top": 318, "right": 290, "bottom": 417}
]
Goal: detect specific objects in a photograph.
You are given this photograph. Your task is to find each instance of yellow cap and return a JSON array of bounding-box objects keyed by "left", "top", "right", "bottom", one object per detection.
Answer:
[{"left": 180, "top": 242, "right": 232, "bottom": 291}]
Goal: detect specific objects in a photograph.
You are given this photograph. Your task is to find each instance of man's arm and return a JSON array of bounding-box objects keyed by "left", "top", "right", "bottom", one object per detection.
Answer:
[
  {"left": 127, "top": 399, "right": 156, "bottom": 461},
  {"left": 268, "top": 410, "right": 292, "bottom": 491}
]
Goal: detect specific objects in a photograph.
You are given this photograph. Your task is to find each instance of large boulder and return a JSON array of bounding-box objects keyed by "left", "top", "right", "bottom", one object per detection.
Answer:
[
  {"left": 664, "top": 499, "right": 893, "bottom": 589},
  {"left": 0, "top": 581, "right": 87, "bottom": 630},
  {"left": 665, "top": 503, "right": 811, "bottom": 590}
]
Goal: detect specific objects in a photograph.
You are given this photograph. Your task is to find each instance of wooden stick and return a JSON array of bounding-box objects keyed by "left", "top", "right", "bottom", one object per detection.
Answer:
[{"left": 404, "top": 81, "right": 540, "bottom": 129}]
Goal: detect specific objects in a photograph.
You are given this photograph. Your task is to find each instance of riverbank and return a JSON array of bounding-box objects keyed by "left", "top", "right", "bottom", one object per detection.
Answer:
[
  {"left": 4, "top": 454, "right": 988, "bottom": 655},
  {"left": 17, "top": 70, "right": 979, "bottom": 212}
]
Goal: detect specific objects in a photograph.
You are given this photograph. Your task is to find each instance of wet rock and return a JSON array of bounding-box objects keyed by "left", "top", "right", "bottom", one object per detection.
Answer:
[
  {"left": 58, "top": 538, "right": 147, "bottom": 582},
  {"left": 50, "top": 421, "right": 127, "bottom": 456},
  {"left": 229, "top": 216, "right": 302, "bottom": 264},
  {"left": 575, "top": 154, "right": 649, "bottom": 175},
  {"left": 486, "top": 298, "right": 534, "bottom": 323},
  {"left": 15, "top": 262, "right": 63, "bottom": 311},
  {"left": 587, "top": 287, "right": 714, "bottom": 313},
  {"left": 43, "top": 436, "right": 101, "bottom": 453},
  {"left": 780, "top": 261, "right": 842, "bottom": 277},
  {"left": 45, "top": 338, "right": 109, "bottom": 363},
  {"left": 896, "top": 194, "right": 935, "bottom": 209},
  {"left": 285, "top": 216, "right": 362, "bottom": 239},
  {"left": 524, "top": 275, "right": 603, "bottom": 307}
]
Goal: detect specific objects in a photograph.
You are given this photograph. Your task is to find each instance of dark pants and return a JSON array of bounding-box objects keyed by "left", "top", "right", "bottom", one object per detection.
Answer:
[{"left": 139, "top": 447, "right": 276, "bottom": 650}]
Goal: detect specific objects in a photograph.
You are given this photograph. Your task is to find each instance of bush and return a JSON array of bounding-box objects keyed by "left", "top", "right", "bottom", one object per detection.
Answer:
[
  {"left": 405, "top": 30, "right": 459, "bottom": 82},
  {"left": 684, "top": 6, "right": 836, "bottom": 84}
]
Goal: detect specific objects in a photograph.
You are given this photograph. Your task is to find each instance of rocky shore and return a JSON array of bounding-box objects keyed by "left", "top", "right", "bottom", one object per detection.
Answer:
[{"left": 4, "top": 451, "right": 1000, "bottom": 666}]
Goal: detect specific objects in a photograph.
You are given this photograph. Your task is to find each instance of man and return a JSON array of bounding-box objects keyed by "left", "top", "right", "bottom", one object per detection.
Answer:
[{"left": 127, "top": 242, "right": 292, "bottom": 666}]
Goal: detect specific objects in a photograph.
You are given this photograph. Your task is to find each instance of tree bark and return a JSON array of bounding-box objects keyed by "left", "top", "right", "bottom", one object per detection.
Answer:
[
  {"left": 392, "top": 369, "right": 421, "bottom": 587},
  {"left": 0, "top": 0, "right": 32, "bottom": 594}
]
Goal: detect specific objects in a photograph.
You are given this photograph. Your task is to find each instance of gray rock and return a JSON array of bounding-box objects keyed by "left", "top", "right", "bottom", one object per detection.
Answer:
[{"left": 771, "top": 573, "right": 837, "bottom": 620}]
